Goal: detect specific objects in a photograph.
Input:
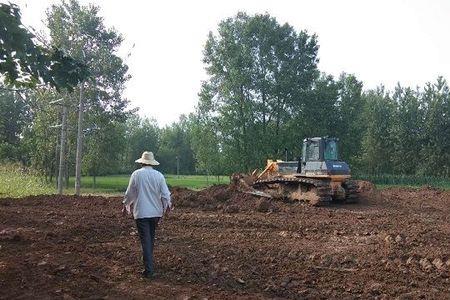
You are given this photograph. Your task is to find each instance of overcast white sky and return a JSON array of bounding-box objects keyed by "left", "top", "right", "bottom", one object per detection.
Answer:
[{"left": 13, "top": 0, "right": 450, "bottom": 126}]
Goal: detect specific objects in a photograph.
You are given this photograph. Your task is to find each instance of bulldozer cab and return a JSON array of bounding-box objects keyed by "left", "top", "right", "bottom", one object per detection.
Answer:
[
  {"left": 302, "top": 137, "right": 339, "bottom": 163},
  {"left": 299, "top": 137, "right": 350, "bottom": 177}
]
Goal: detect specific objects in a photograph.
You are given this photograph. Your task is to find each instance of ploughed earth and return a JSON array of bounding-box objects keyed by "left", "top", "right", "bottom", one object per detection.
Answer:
[{"left": 1, "top": 182, "right": 449, "bottom": 299}]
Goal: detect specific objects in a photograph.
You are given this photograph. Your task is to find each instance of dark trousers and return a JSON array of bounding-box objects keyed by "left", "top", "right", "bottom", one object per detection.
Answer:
[{"left": 135, "top": 217, "right": 159, "bottom": 274}]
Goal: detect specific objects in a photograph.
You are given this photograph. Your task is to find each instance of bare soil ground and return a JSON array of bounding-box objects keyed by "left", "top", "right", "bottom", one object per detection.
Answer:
[{"left": 1, "top": 182, "right": 449, "bottom": 299}]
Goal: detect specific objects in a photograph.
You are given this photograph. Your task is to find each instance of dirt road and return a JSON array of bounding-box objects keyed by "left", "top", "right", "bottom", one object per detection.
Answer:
[{"left": 1, "top": 185, "right": 449, "bottom": 299}]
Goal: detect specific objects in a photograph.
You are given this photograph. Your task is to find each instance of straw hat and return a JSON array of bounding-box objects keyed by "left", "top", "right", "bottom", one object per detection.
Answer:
[{"left": 135, "top": 151, "right": 160, "bottom": 165}]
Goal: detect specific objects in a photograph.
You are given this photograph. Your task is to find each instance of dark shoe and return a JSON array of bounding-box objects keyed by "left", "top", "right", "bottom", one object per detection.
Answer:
[{"left": 141, "top": 270, "right": 154, "bottom": 279}]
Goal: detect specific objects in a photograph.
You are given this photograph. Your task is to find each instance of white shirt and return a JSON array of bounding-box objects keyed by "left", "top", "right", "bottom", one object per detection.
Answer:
[{"left": 123, "top": 166, "right": 171, "bottom": 219}]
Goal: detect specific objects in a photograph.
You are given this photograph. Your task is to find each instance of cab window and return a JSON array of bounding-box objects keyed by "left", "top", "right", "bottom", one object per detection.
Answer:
[
  {"left": 324, "top": 140, "right": 338, "bottom": 160},
  {"left": 306, "top": 141, "right": 320, "bottom": 161}
]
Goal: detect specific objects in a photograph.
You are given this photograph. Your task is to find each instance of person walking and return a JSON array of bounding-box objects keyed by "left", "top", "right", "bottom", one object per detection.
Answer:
[{"left": 122, "top": 151, "right": 172, "bottom": 279}]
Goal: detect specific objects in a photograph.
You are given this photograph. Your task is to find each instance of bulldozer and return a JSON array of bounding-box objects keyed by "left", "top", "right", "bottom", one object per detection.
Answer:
[{"left": 232, "top": 137, "right": 359, "bottom": 205}]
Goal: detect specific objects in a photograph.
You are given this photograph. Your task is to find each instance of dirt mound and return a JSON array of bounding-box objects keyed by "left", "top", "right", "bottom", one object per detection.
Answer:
[
  {"left": 355, "top": 180, "right": 376, "bottom": 193},
  {"left": 201, "top": 184, "right": 233, "bottom": 201},
  {"left": 171, "top": 185, "right": 230, "bottom": 210},
  {"left": 172, "top": 181, "right": 380, "bottom": 213},
  {"left": 170, "top": 186, "right": 198, "bottom": 207},
  {"left": 171, "top": 184, "right": 281, "bottom": 213}
]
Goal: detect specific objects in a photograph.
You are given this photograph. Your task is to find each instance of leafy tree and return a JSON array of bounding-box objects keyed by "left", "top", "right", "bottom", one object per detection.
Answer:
[
  {"left": 123, "top": 115, "right": 160, "bottom": 172},
  {"left": 83, "top": 117, "right": 126, "bottom": 182},
  {"left": 0, "top": 3, "right": 88, "bottom": 90},
  {"left": 390, "top": 85, "right": 423, "bottom": 175},
  {"left": 190, "top": 111, "right": 224, "bottom": 176},
  {"left": 297, "top": 74, "right": 340, "bottom": 138},
  {"left": 360, "top": 88, "right": 395, "bottom": 174},
  {"left": 46, "top": 0, "right": 130, "bottom": 116},
  {"left": 200, "top": 12, "right": 319, "bottom": 171},
  {"left": 157, "top": 116, "right": 196, "bottom": 175},
  {"left": 419, "top": 77, "right": 450, "bottom": 176},
  {"left": 21, "top": 89, "right": 61, "bottom": 180},
  {"left": 43, "top": 0, "right": 130, "bottom": 179},
  {"left": 0, "top": 88, "right": 31, "bottom": 161},
  {"left": 335, "top": 73, "right": 365, "bottom": 168},
  {"left": 15, "top": 0, "right": 131, "bottom": 184}
]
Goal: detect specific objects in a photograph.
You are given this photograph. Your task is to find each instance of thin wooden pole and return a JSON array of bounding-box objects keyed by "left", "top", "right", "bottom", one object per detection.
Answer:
[
  {"left": 75, "top": 83, "right": 84, "bottom": 196},
  {"left": 57, "top": 105, "right": 68, "bottom": 195}
]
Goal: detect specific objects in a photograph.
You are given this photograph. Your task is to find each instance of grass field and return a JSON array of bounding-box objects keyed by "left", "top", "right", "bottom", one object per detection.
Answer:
[
  {"left": 354, "top": 173, "right": 450, "bottom": 190},
  {"left": 0, "top": 165, "right": 229, "bottom": 197},
  {"left": 66, "top": 174, "right": 230, "bottom": 194}
]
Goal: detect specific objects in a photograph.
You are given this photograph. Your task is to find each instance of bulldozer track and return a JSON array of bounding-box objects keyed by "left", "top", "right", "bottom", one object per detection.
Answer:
[
  {"left": 343, "top": 180, "right": 360, "bottom": 203},
  {"left": 254, "top": 176, "right": 330, "bottom": 187},
  {"left": 253, "top": 176, "right": 333, "bottom": 205},
  {"left": 253, "top": 176, "right": 360, "bottom": 205}
]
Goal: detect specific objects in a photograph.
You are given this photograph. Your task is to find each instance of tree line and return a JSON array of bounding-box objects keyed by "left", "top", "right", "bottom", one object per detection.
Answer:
[
  {"left": 191, "top": 12, "right": 449, "bottom": 177},
  {"left": 1, "top": 5, "right": 449, "bottom": 181}
]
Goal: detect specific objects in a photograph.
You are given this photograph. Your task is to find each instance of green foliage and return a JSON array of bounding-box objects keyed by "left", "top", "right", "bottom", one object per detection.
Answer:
[
  {"left": 419, "top": 78, "right": 450, "bottom": 177},
  {"left": 123, "top": 115, "right": 160, "bottom": 173},
  {"left": 390, "top": 85, "right": 423, "bottom": 175},
  {"left": 47, "top": 0, "right": 130, "bottom": 116},
  {"left": 360, "top": 88, "right": 395, "bottom": 174},
  {"left": 195, "top": 12, "right": 449, "bottom": 179},
  {"left": 200, "top": 12, "right": 320, "bottom": 172},
  {"left": 157, "top": 116, "right": 196, "bottom": 174},
  {"left": 21, "top": 89, "right": 60, "bottom": 179},
  {"left": 0, "top": 162, "right": 229, "bottom": 197},
  {"left": 83, "top": 117, "right": 126, "bottom": 176},
  {"left": 335, "top": 73, "right": 365, "bottom": 167},
  {"left": 120, "top": 115, "right": 196, "bottom": 176},
  {"left": 0, "top": 3, "right": 88, "bottom": 90},
  {"left": 0, "top": 88, "right": 31, "bottom": 161},
  {"left": 19, "top": 0, "right": 132, "bottom": 182},
  {"left": 190, "top": 112, "right": 224, "bottom": 176},
  {"left": 357, "top": 77, "right": 450, "bottom": 177}
]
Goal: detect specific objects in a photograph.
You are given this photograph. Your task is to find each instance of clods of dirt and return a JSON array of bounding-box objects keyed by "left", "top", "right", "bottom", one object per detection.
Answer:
[
  {"left": 354, "top": 180, "right": 376, "bottom": 193},
  {"left": 1, "top": 186, "right": 450, "bottom": 299},
  {"left": 173, "top": 181, "right": 376, "bottom": 213},
  {"left": 172, "top": 184, "right": 275, "bottom": 213}
]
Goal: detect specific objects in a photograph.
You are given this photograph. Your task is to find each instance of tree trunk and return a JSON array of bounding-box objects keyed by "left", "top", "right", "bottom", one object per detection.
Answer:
[
  {"left": 57, "top": 105, "right": 68, "bottom": 195},
  {"left": 238, "top": 85, "right": 247, "bottom": 170},
  {"left": 54, "top": 129, "right": 59, "bottom": 188},
  {"left": 65, "top": 149, "right": 69, "bottom": 189},
  {"left": 75, "top": 83, "right": 84, "bottom": 196},
  {"left": 275, "top": 96, "right": 282, "bottom": 154},
  {"left": 262, "top": 92, "right": 267, "bottom": 134}
]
